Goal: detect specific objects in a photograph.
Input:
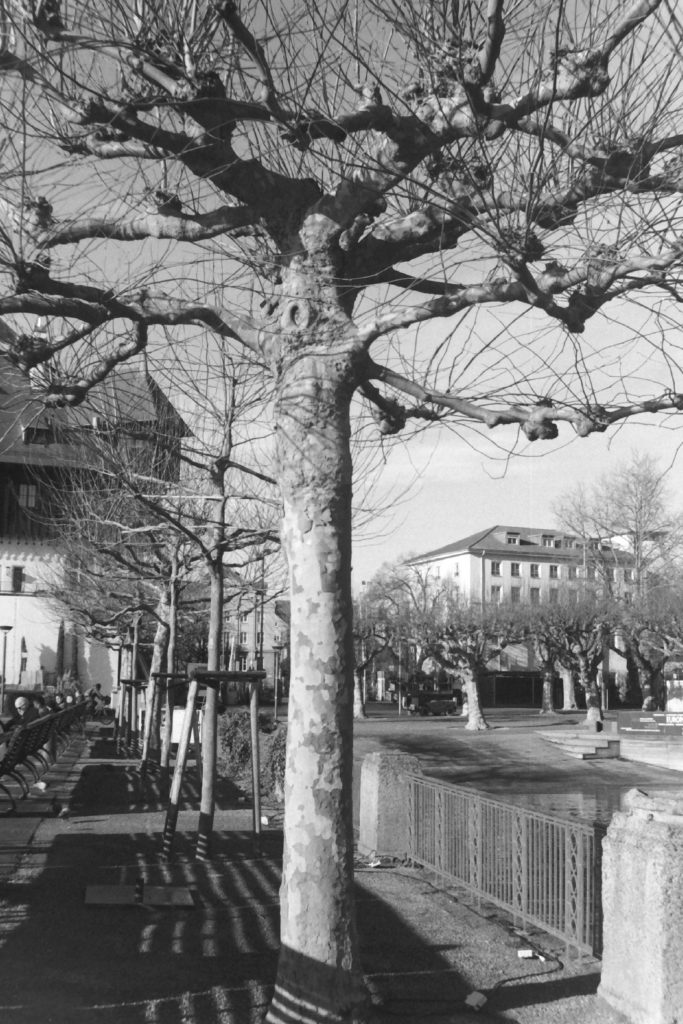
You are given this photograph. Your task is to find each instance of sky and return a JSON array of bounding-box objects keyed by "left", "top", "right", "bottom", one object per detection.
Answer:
[{"left": 350, "top": 415, "right": 683, "bottom": 588}]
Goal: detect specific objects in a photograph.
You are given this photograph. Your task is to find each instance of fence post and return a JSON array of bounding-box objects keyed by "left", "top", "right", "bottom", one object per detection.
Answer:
[{"left": 358, "top": 752, "right": 422, "bottom": 860}]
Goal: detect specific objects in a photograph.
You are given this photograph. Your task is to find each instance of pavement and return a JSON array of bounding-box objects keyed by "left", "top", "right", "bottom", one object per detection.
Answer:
[{"left": 1, "top": 714, "right": 676, "bottom": 1024}]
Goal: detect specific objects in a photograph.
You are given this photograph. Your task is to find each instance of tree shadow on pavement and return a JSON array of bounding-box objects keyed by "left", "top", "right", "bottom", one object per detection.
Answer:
[{"left": 0, "top": 758, "right": 520, "bottom": 1024}]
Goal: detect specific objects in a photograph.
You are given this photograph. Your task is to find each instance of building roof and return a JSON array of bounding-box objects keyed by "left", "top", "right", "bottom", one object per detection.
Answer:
[
  {"left": 408, "top": 525, "right": 569, "bottom": 562},
  {"left": 0, "top": 343, "right": 189, "bottom": 468},
  {"left": 409, "top": 524, "right": 636, "bottom": 567}
]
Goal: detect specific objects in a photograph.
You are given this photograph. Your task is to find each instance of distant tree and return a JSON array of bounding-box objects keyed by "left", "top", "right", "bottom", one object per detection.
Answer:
[
  {"left": 615, "top": 589, "right": 683, "bottom": 709},
  {"left": 554, "top": 598, "right": 614, "bottom": 713},
  {"left": 555, "top": 453, "right": 683, "bottom": 597},
  {"left": 524, "top": 604, "right": 571, "bottom": 714},
  {"left": 434, "top": 603, "right": 526, "bottom": 730}
]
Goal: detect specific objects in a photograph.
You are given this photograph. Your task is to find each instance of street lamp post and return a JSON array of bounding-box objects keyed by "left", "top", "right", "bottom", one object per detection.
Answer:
[
  {"left": 272, "top": 642, "right": 284, "bottom": 721},
  {"left": 0, "top": 625, "right": 13, "bottom": 717}
]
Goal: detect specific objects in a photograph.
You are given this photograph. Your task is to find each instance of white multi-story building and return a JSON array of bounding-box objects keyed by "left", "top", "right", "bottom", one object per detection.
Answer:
[{"left": 407, "top": 524, "right": 635, "bottom": 607}]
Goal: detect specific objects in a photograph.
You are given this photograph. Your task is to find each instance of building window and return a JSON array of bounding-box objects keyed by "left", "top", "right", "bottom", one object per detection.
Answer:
[
  {"left": 542, "top": 535, "right": 554, "bottom": 547},
  {"left": 511, "top": 562, "right": 520, "bottom": 577},
  {"left": 11, "top": 567, "right": 24, "bottom": 593},
  {"left": 607, "top": 568, "right": 615, "bottom": 582},
  {"left": 568, "top": 566, "right": 577, "bottom": 580},
  {"left": 239, "top": 631, "right": 248, "bottom": 644},
  {"left": 624, "top": 569, "right": 633, "bottom": 583},
  {"left": 506, "top": 533, "right": 520, "bottom": 545},
  {"left": 491, "top": 561, "right": 501, "bottom": 576},
  {"left": 624, "top": 591, "right": 632, "bottom": 604},
  {"left": 530, "top": 564, "right": 539, "bottom": 578},
  {"left": 240, "top": 612, "right": 249, "bottom": 622},
  {"left": 549, "top": 588, "right": 559, "bottom": 604},
  {"left": 490, "top": 585, "right": 502, "bottom": 603},
  {"left": 256, "top": 631, "right": 263, "bottom": 645},
  {"left": 586, "top": 566, "right": 596, "bottom": 581},
  {"left": 452, "top": 564, "right": 460, "bottom": 576},
  {"left": 530, "top": 588, "right": 540, "bottom": 605},
  {"left": 18, "top": 484, "right": 37, "bottom": 508},
  {"left": 549, "top": 565, "right": 558, "bottom": 580},
  {"left": 511, "top": 588, "right": 521, "bottom": 604}
]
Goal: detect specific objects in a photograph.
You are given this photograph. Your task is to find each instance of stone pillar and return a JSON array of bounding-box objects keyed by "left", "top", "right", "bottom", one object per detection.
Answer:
[
  {"left": 357, "top": 752, "right": 422, "bottom": 860},
  {"left": 599, "top": 787, "right": 683, "bottom": 1024}
]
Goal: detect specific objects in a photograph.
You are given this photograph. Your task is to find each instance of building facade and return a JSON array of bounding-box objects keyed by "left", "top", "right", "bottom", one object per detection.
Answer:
[
  {"left": 407, "top": 524, "right": 635, "bottom": 607},
  {"left": 407, "top": 524, "right": 633, "bottom": 705},
  {"left": 0, "top": 346, "right": 187, "bottom": 698}
]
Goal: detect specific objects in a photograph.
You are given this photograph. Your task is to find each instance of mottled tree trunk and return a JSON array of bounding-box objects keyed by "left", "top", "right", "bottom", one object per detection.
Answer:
[
  {"left": 140, "top": 591, "right": 169, "bottom": 769},
  {"left": 561, "top": 668, "right": 578, "bottom": 710},
  {"left": 197, "top": 560, "right": 223, "bottom": 860},
  {"left": 160, "top": 565, "right": 178, "bottom": 794},
  {"left": 353, "top": 670, "right": 367, "bottom": 719},
  {"left": 539, "top": 667, "right": 557, "bottom": 714},
  {"left": 266, "top": 346, "right": 369, "bottom": 1023},
  {"left": 463, "top": 667, "right": 489, "bottom": 731}
]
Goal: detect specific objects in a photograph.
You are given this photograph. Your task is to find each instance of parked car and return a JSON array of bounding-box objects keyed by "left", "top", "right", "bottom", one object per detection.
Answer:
[{"left": 410, "top": 689, "right": 462, "bottom": 716}]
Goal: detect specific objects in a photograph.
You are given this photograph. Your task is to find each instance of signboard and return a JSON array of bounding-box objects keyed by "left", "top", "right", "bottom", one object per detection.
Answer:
[{"left": 617, "top": 710, "right": 683, "bottom": 738}]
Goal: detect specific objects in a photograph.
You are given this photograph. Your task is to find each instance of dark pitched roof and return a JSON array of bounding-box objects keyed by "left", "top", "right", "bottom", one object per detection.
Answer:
[
  {"left": 0, "top": 347, "right": 189, "bottom": 468},
  {"left": 408, "top": 525, "right": 565, "bottom": 561},
  {"left": 409, "top": 524, "right": 636, "bottom": 566}
]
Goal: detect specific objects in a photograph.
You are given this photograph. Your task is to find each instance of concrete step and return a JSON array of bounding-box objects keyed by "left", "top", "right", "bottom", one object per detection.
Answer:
[
  {"left": 538, "top": 730, "right": 621, "bottom": 759},
  {"left": 559, "top": 741, "right": 621, "bottom": 760}
]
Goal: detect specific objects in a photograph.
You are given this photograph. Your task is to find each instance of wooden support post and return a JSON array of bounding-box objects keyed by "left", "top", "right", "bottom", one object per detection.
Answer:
[
  {"left": 131, "top": 684, "right": 139, "bottom": 754},
  {"left": 139, "top": 677, "right": 157, "bottom": 773},
  {"left": 250, "top": 677, "right": 262, "bottom": 840},
  {"left": 160, "top": 679, "right": 173, "bottom": 782},
  {"left": 192, "top": 711, "right": 203, "bottom": 785},
  {"left": 124, "top": 684, "right": 133, "bottom": 753},
  {"left": 116, "top": 682, "right": 127, "bottom": 755},
  {"left": 196, "top": 681, "right": 217, "bottom": 860},
  {"left": 162, "top": 677, "right": 199, "bottom": 859}
]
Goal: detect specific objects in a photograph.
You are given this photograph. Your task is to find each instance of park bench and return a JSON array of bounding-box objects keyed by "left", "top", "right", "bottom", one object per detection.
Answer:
[{"left": 0, "top": 701, "right": 87, "bottom": 815}]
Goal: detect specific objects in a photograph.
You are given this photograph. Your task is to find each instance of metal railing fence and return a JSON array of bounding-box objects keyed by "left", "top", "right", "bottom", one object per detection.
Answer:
[{"left": 406, "top": 775, "right": 605, "bottom": 957}]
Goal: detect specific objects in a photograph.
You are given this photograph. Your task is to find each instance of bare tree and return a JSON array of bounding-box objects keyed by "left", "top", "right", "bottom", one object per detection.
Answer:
[
  {"left": 555, "top": 452, "right": 683, "bottom": 595},
  {"left": 433, "top": 602, "right": 526, "bottom": 729},
  {"left": 553, "top": 597, "right": 614, "bottom": 713},
  {"left": 2, "top": 2, "right": 683, "bottom": 1018}
]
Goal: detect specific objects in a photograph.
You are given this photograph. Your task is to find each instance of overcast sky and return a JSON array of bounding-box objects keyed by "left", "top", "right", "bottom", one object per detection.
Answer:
[{"left": 351, "top": 415, "right": 683, "bottom": 587}]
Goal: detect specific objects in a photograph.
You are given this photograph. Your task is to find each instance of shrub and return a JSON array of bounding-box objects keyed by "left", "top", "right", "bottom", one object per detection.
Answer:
[
  {"left": 261, "top": 725, "right": 287, "bottom": 802},
  {"left": 217, "top": 708, "right": 286, "bottom": 800}
]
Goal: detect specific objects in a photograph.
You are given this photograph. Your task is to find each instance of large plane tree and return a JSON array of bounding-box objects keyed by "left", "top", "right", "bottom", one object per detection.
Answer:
[{"left": 1, "top": 1, "right": 683, "bottom": 1019}]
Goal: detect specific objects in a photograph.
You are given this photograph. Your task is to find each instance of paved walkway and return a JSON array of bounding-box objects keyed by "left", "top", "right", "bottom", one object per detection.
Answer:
[{"left": 0, "top": 718, "right": 657, "bottom": 1024}]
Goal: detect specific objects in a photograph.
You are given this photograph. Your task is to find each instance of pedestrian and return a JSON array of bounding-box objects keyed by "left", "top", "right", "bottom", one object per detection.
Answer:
[
  {"left": 11, "top": 696, "right": 39, "bottom": 725},
  {"left": 31, "top": 694, "right": 50, "bottom": 717}
]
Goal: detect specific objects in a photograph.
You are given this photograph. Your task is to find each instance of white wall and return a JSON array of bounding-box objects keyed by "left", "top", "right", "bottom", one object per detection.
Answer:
[{"left": 0, "top": 539, "right": 118, "bottom": 693}]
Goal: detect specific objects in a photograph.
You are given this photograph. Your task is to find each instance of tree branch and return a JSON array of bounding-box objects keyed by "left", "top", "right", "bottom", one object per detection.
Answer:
[
  {"left": 3, "top": 279, "right": 258, "bottom": 351},
  {"left": 356, "top": 280, "right": 529, "bottom": 345},
  {"left": 479, "top": 0, "right": 506, "bottom": 84},
  {"left": 44, "top": 204, "right": 260, "bottom": 247},
  {"left": 367, "top": 358, "right": 683, "bottom": 440}
]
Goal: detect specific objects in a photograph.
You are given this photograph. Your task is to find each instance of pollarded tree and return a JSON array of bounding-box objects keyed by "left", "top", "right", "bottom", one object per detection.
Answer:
[
  {"left": 3, "top": 2, "right": 683, "bottom": 1019},
  {"left": 524, "top": 604, "right": 570, "bottom": 714},
  {"left": 555, "top": 598, "right": 615, "bottom": 712},
  {"left": 616, "top": 588, "right": 683, "bottom": 708},
  {"left": 432, "top": 601, "right": 526, "bottom": 730}
]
